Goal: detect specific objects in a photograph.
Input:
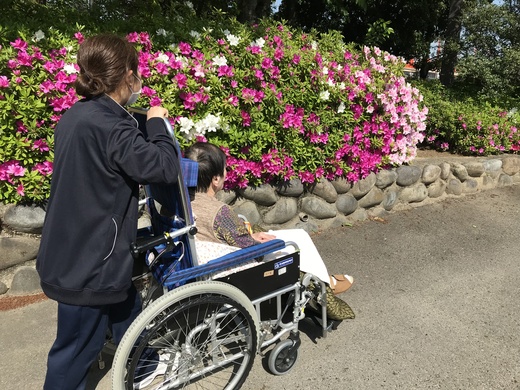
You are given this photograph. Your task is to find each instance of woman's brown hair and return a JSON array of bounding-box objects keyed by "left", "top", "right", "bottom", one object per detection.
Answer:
[{"left": 75, "top": 34, "right": 139, "bottom": 99}]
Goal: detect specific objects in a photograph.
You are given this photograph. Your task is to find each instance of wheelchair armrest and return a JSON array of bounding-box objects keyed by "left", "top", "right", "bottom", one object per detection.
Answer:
[{"left": 162, "top": 239, "right": 289, "bottom": 288}]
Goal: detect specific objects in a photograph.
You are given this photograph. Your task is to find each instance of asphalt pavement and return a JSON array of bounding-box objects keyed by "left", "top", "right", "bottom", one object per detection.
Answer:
[{"left": 1, "top": 184, "right": 519, "bottom": 390}]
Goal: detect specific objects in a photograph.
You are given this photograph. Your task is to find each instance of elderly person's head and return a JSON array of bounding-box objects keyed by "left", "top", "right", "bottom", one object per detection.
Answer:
[{"left": 184, "top": 142, "right": 227, "bottom": 195}]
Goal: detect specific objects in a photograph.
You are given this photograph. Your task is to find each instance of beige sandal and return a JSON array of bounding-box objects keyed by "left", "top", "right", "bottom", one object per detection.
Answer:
[{"left": 329, "top": 274, "right": 354, "bottom": 295}]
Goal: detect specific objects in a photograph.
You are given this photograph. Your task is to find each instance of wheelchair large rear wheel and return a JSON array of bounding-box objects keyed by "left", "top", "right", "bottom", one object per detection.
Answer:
[{"left": 112, "top": 281, "right": 259, "bottom": 389}]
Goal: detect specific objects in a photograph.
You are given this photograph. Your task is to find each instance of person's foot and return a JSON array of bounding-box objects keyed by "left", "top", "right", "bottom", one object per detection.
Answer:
[{"left": 329, "top": 274, "right": 354, "bottom": 294}]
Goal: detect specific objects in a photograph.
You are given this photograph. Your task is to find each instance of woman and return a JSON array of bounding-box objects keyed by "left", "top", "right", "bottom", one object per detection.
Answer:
[
  {"left": 36, "top": 34, "right": 180, "bottom": 389},
  {"left": 184, "top": 142, "right": 355, "bottom": 303}
]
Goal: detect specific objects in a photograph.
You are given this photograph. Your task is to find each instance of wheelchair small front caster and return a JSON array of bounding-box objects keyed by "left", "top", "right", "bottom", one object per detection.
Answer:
[{"left": 268, "top": 339, "right": 299, "bottom": 375}]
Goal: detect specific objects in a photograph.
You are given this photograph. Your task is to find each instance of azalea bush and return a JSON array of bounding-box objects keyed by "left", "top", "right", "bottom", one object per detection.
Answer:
[
  {"left": 131, "top": 20, "right": 427, "bottom": 189},
  {"left": 417, "top": 80, "right": 520, "bottom": 155},
  {"left": 0, "top": 28, "right": 82, "bottom": 204},
  {"left": 0, "top": 21, "right": 428, "bottom": 205}
]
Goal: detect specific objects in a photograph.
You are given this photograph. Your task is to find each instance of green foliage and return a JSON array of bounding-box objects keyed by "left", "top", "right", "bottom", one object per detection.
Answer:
[{"left": 416, "top": 80, "right": 520, "bottom": 155}]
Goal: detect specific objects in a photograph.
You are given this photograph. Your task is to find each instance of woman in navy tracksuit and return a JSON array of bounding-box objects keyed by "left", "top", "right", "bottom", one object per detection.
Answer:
[{"left": 36, "top": 34, "right": 179, "bottom": 389}]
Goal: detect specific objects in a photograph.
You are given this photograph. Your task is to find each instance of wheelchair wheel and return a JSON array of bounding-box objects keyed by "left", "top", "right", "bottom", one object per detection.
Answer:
[
  {"left": 267, "top": 339, "right": 298, "bottom": 376},
  {"left": 112, "top": 281, "right": 259, "bottom": 389}
]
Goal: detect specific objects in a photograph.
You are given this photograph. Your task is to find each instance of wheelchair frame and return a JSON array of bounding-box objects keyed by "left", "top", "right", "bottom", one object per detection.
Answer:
[{"left": 109, "top": 109, "right": 330, "bottom": 389}]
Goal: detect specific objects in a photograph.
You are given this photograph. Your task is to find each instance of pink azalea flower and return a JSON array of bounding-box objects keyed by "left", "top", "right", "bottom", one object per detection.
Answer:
[
  {"left": 17, "top": 184, "right": 25, "bottom": 196},
  {"left": 10, "top": 38, "right": 28, "bottom": 50},
  {"left": 32, "top": 139, "right": 50, "bottom": 152},
  {"left": 74, "top": 32, "right": 84, "bottom": 43},
  {"left": 0, "top": 76, "right": 9, "bottom": 88},
  {"left": 33, "top": 161, "right": 53, "bottom": 176}
]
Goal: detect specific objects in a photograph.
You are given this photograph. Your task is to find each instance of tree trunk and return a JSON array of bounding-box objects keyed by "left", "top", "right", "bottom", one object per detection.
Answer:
[
  {"left": 440, "top": 0, "right": 464, "bottom": 86},
  {"left": 238, "top": 0, "right": 272, "bottom": 23}
]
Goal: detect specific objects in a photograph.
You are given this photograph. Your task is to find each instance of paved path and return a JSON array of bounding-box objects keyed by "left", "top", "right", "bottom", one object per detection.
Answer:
[{"left": 1, "top": 185, "right": 519, "bottom": 389}]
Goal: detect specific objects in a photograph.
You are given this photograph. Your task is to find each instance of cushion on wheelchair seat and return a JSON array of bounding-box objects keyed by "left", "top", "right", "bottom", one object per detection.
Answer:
[{"left": 161, "top": 239, "right": 288, "bottom": 288}]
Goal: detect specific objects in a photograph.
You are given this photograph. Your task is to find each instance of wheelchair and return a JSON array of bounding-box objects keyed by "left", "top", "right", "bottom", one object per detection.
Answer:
[{"left": 107, "top": 108, "right": 333, "bottom": 389}]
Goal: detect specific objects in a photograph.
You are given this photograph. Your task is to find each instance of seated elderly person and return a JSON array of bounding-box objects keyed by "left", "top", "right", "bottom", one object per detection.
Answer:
[{"left": 185, "top": 142, "right": 355, "bottom": 320}]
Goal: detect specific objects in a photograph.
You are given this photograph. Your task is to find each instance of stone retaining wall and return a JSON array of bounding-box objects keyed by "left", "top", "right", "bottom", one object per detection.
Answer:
[{"left": 2, "top": 155, "right": 520, "bottom": 296}]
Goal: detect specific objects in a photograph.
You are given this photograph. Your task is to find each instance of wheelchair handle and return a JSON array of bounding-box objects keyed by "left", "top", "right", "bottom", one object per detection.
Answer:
[
  {"left": 130, "top": 225, "right": 198, "bottom": 258},
  {"left": 130, "top": 232, "right": 172, "bottom": 259}
]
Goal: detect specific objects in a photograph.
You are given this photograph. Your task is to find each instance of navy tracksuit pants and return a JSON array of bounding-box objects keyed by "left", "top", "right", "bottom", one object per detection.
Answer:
[{"left": 43, "top": 286, "right": 141, "bottom": 390}]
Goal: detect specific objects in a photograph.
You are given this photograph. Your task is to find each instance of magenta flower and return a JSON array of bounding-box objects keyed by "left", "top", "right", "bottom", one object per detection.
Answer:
[
  {"left": 0, "top": 75, "right": 10, "bottom": 88},
  {"left": 32, "top": 139, "right": 50, "bottom": 152},
  {"left": 10, "top": 38, "right": 28, "bottom": 51},
  {"left": 33, "top": 161, "right": 53, "bottom": 176}
]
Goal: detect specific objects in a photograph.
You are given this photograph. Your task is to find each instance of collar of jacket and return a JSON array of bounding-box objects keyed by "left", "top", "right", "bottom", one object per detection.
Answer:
[{"left": 95, "top": 94, "right": 139, "bottom": 127}]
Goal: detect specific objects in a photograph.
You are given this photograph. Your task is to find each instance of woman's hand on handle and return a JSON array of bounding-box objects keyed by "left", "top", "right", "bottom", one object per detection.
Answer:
[
  {"left": 147, "top": 106, "right": 168, "bottom": 120},
  {"left": 252, "top": 232, "right": 276, "bottom": 243}
]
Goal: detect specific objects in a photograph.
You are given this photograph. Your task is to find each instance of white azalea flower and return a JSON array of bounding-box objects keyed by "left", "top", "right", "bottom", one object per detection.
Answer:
[
  {"left": 178, "top": 117, "right": 194, "bottom": 134},
  {"left": 185, "top": 1, "right": 194, "bottom": 9},
  {"left": 223, "top": 29, "right": 230, "bottom": 35},
  {"left": 337, "top": 102, "right": 346, "bottom": 113},
  {"left": 156, "top": 29, "right": 167, "bottom": 36},
  {"left": 311, "top": 41, "right": 318, "bottom": 50},
  {"left": 319, "top": 91, "right": 330, "bottom": 101},
  {"left": 226, "top": 34, "right": 240, "bottom": 46},
  {"left": 252, "top": 37, "right": 265, "bottom": 48},
  {"left": 322, "top": 67, "right": 329, "bottom": 75},
  {"left": 338, "top": 82, "right": 346, "bottom": 90},
  {"left": 327, "top": 79, "right": 335, "bottom": 87},
  {"left": 156, "top": 53, "right": 169, "bottom": 63},
  {"left": 190, "top": 30, "right": 201, "bottom": 40},
  {"left": 203, "top": 113, "right": 221, "bottom": 132},
  {"left": 32, "top": 30, "right": 45, "bottom": 42},
  {"left": 212, "top": 55, "right": 227, "bottom": 67},
  {"left": 63, "top": 63, "right": 78, "bottom": 75},
  {"left": 194, "top": 121, "right": 206, "bottom": 135}
]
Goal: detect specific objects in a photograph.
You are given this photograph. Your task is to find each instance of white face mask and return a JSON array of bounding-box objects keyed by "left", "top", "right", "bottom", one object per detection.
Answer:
[{"left": 125, "top": 73, "right": 142, "bottom": 106}]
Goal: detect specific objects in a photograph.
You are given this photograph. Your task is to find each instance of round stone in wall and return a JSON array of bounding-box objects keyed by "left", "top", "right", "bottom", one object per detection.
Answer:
[
  {"left": 9, "top": 267, "right": 42, "bottom": 295},
  {"left": 501, "top": 156, "right": 520, "bottom": 175},
  {"left": 239, "top": 184, "right": 277, "bottom": 206},
  {"left": 446, "top": 178, "right": 463, "bottom": 195},
  {"left": 421, "top": 164, "right": 441, "bottom": 185},
  {"left": 396, "top": 166, "right": 422, "bottom": 186},
  {"left": 357, "top": 187, "right": 384, "bottom": 209},
  {"left": 464, "top": 161, "right": 485, "bottom": 177},
  {"left": 0, "top": 236, "right": 40, "bottom": 270},
  {"left": 263, "top": 197, "right": 298, "bottom": 225},
  {"left": 310, "top": 179, "right": 338, "bottom": 203},
  {"left": 382, "top": 188, "right": 399, "bottom": 211},
  {"left": 351, "top": 172, "right": 376, "bottom": 198},
  {"left": 3, "top": 205, "right": 46, "bottom": 234},
  {"left": 336, "top": 193, "right": 358, "bottom": 215},
  {"left": 462, "top": 178, "right": 479, "bottom": 193},
  {"left": 376, "top": 170, "right": 397, "bottom": 189},
  {"left": 427, "top": 179, "right": 446, "bottom": 198},
  {"left": 331, "top": 178, "right": 351, "bottom": 194},
  {"left": 233, "top": 201, "right": 261, "bottom": 225},
  {"left": 276, "top": 179, "right": 304, "bottom": 197},
  {"left": 497, "top": 173, "right": 513, "bottom": 187},
  {"left": 399, "top": 183, "right": 428, "bottom": 203},
  {"left": 451, "top": 163, "right": 469, "bottom": 182},
  {"left": 439, "top": 162, "right": 451, "bottom": 180},
  {"left": 483, "top": 159, "right": 502, "bottom": 172},
  {"left": 300, "top": 197, "right": 336, "bottom": 219}
]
